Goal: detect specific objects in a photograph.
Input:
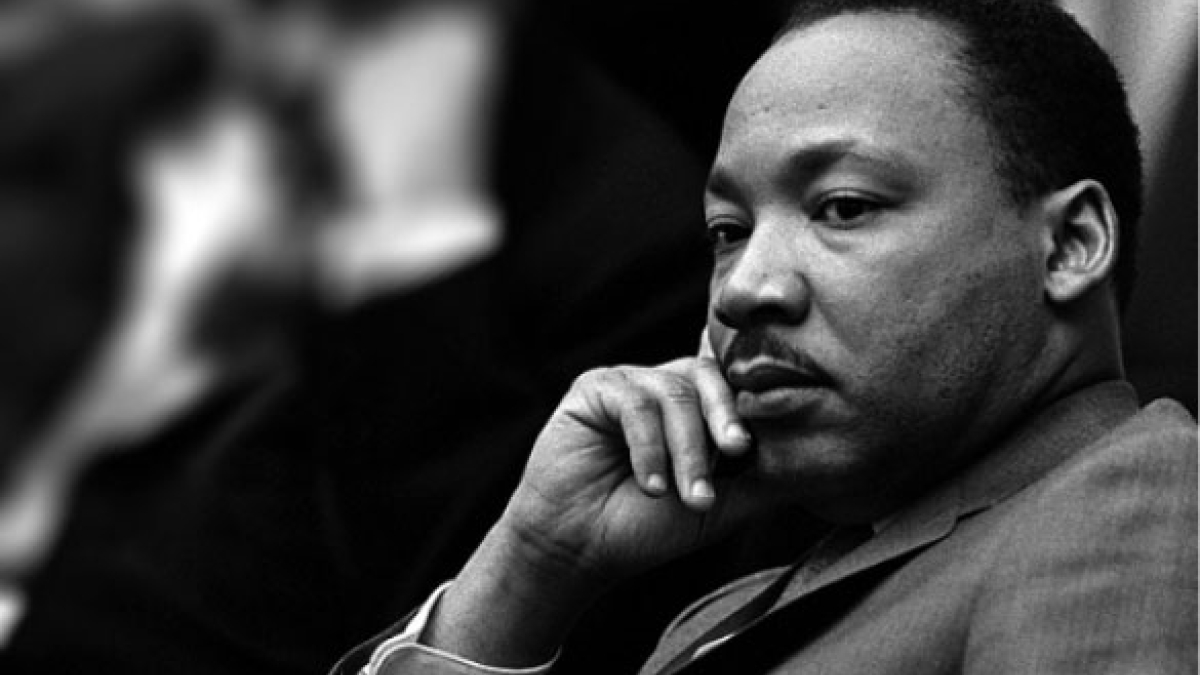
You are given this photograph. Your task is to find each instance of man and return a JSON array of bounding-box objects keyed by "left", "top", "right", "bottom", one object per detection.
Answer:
[{"left": 334, "top": 0, "right": 1197, "bottom": 673}]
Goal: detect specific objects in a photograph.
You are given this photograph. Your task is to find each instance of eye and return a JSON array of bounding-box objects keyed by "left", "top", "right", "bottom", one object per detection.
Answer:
[
  {"left": 705, "top": 220, "right": 750, "bottom": 252},
  {"left": 813, "top": 194, "right": 882, "bottom": 228}
]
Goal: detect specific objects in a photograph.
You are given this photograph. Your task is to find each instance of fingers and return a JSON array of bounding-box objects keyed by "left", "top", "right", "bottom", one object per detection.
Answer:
[
  {"left": 583, "top": 361, "right": 749, "bottom": 512},
  {"left": 660, "top": 357, "right": 751, "bottom": 458},
  {"left": 654, "top": 379, "right": 715, "bottom": 510},
  {"left": 617, "top": 387, "right": 671, "bottom": 497},
  {"left": 694, "top": 328, "right": 749, "bottom": 454},
  {"left": 604, "top": 370, "right": 711, "bottom": 511},
  {"left": 691, "top": 357, "right": 752, "bottom": 457}
]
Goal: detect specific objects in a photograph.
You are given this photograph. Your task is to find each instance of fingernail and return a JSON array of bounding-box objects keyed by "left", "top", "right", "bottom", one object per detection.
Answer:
[
  {"left": 646, "top": 474, "right": 667, "bottom": 494},
  {"left": 726, "top": 423, "right": 751, "bottom": 446},
  {"left": 691, "top": 479, "right": 715, "bottom": 504}
]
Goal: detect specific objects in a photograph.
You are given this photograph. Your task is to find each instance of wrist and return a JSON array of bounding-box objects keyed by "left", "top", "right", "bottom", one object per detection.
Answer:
[{"left": 422, "top": 517, "right": 603, "bottom": 667}]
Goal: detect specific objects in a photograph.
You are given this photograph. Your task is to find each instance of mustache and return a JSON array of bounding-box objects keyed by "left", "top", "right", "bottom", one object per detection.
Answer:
[{"left": 719, "top": 330, "right": 827, "bottom": 378}]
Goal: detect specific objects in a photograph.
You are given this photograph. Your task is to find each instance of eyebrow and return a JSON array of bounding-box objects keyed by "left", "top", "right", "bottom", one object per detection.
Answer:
[{"left": 705, "top": 137, "right": 919, "bottom": 202}]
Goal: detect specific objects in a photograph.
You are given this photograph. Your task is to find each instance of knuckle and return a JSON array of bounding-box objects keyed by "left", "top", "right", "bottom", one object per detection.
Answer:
[
  {"left": 573, "top": 364, "right": 645, "bottom": 390},
  {"left": 626, "top": 391, "right": 660, "bottom": 417},
  {"left": 576, "top": 366, "right": 662, "bottom": 407},
  {"left": 662, "top": 356, "right": 696, "bottom": 371},
  {"left": 571, "top": 366, "right": 611, "bottom": 391},
  {"left": 657, "top": 377, "right": 699, "bottom": 408},
  {"left": 657, "top": 356, "right": 700, "bottom": 379}
]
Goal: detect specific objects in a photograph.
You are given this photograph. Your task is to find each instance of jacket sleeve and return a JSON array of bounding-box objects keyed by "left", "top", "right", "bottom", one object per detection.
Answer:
[
  {"left": 329, "top": 613, "right": 414, "bottom": 675},
  {"left": 330, "top": 583, "right": 555, "bottom": 675}
]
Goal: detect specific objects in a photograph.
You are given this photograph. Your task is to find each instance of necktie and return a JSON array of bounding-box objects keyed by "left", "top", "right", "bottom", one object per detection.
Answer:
[{"left": 656, "top": 525, "right": 873, "bottom": 675}]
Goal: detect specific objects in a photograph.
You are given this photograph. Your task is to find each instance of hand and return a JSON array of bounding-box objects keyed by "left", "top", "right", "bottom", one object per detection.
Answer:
[
  {"left": 503, "top": 356, "right": 759, "bottom": 584},
  {"left": 423, "top": 351, "right": 787, "bottom": 668}
]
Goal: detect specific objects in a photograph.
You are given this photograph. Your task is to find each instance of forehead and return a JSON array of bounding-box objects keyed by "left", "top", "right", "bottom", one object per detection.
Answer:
[
  {"left": 713, "top": 12, "right": 992, "bottom": 189},
  {"left": 732, "top": 11, "right": 968, "bottom": 125}
]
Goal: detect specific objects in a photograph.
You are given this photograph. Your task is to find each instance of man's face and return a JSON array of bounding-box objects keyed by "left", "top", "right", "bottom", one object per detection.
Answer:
[{"left": 705, "top": 13, "right": 1050, "bottom": 522}]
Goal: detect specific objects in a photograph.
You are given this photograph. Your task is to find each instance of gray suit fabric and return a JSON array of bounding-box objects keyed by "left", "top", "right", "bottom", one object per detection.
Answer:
[{"left": 640, "top": 381, "right": 1196, "bottom": 675}]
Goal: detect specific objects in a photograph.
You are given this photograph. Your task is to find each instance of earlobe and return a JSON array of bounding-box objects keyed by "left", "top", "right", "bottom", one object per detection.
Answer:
[{"left": 1041, "top": 180, "right": 1119, "bottom": 305}]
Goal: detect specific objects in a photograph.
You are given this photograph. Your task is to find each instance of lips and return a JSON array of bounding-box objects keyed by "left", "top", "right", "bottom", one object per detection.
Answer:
[{"left": 726, "top": 360, "right": 829, "bottom": 421}]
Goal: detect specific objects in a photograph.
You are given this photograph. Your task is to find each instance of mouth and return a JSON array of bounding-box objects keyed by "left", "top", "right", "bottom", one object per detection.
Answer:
[{"left": 725, "top": 359, "right": 830, "bottom": 421}]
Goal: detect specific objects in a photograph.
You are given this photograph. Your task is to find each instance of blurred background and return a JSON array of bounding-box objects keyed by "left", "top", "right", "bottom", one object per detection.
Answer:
[{"left": 0, "top": 1, "right": 1192, "bottom": 673}]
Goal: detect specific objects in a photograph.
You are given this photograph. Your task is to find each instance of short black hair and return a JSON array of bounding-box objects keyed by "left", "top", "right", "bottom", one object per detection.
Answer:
[{"left": 779, "top": 0, "right": 1143, "bottom": 310}]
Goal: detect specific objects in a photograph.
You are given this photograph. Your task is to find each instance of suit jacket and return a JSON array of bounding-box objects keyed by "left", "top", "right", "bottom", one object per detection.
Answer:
[
  {"left": 640, "top": 381, "right": 1196, "bottom": 675},
  {"left": 337, "top": 381, "right": 1197, "bottom": 674}
]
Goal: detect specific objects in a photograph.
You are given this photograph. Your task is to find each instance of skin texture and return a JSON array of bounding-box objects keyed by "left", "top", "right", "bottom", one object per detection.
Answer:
[
  {"left": 703, "top": 13, "right": 1054, "bottom": 523},
  {"left": 410, "top": 12, "right": 1124, "bottom": 671}
]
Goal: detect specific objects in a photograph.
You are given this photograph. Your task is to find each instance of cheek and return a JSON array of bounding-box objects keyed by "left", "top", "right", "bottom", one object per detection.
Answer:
[
  {"left": 813, "top": 264, "right": 924, "bottom": 360},
  {"left": 825, "top": 248, "right": 1036, "bottom": 403}
]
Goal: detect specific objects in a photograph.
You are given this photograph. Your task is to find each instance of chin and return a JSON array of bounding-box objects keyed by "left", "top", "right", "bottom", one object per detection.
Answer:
[{"left": 750, "top": 429, "right": 871, "bottom": 491}]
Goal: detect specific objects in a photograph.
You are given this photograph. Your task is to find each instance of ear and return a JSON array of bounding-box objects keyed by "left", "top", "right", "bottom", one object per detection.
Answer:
[{"left": 1040, "top": 180, "right": 1119, "bottom": 305}]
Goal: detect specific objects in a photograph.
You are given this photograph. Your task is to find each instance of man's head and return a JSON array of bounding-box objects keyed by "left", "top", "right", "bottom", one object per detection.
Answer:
[
  {"left": 781, "top": 0, "right": 1143, "bottom": 310},
  {"left": 704, "top": 0, "right": 1138, "bottom": 523}
]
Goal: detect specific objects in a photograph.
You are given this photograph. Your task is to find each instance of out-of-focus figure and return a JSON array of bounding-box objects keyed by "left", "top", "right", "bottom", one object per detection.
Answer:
[
  {"left": 309, "top": 1, "right": 507, "bottom": 304},
  {"left": 0, "top": 0, "right": 213, "bottom": 589},
  {"left": 0, "top": 1, "right": 758, "bottom": 672},
  {"left": 0, "top": 0, "right": 306, "bottom": 634}
]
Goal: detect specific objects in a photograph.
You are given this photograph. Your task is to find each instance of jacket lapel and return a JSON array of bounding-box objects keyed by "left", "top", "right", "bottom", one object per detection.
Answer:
[
  {"left": 771, "top": 380, "right": 1140, "bottom": 613},
  {"left": 776, "top": 495, "right": 958, "bottom": 608},
  {"left": 648, "top": 514, "right": 955, "bottom": 675}
]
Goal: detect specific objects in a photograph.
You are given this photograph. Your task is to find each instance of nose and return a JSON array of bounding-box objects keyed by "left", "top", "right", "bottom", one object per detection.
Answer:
[{"left": 712, "top": 225, "right": 810, "bottom": 330}]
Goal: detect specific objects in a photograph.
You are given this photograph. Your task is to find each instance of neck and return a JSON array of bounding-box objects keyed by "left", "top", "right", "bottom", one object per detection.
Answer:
[{"left": 852, "top": 303, "right": 1124, "bottom": 526}]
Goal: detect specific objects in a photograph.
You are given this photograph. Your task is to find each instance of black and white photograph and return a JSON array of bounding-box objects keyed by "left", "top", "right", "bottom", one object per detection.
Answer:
[{"left": 0, "top": 1, "right": 1194, "bottom": 674}]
